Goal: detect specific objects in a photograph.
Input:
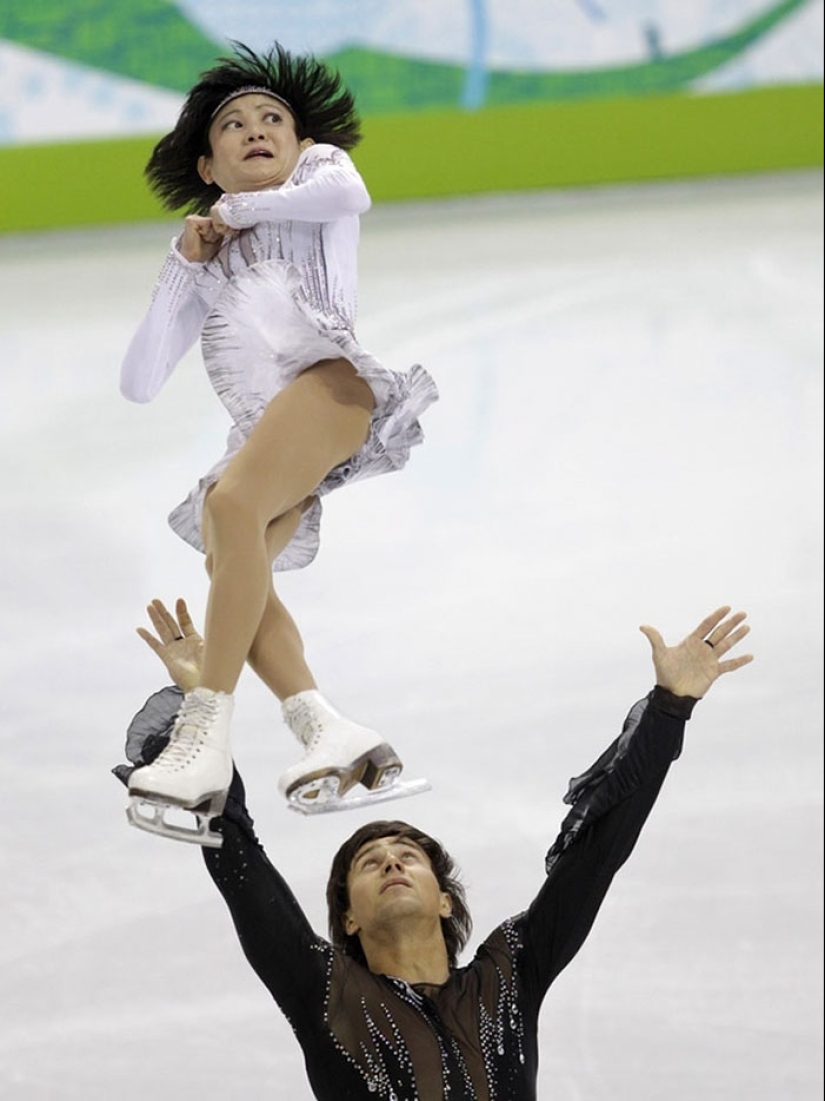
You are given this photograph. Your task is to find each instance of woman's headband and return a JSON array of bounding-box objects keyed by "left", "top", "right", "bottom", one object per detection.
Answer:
[{"left": 210, "top": 86, "right": 294, "bottom": 121}]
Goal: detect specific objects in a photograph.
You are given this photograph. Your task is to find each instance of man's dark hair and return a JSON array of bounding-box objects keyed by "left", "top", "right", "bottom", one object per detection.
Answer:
[
  {"left": 326, "top": 820, "right": 473, "bottom": 969},
  {"left": 146, "top": 42, "right": 362, "bottom": 214}
]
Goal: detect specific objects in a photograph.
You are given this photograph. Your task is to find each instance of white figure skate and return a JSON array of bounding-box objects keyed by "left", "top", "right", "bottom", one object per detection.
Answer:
[
  {"left": 127, "top": 687, "right": 234, "bottom": 848},
  {"left": 279, "top": 690, "right": 430, "bottom": 815}
]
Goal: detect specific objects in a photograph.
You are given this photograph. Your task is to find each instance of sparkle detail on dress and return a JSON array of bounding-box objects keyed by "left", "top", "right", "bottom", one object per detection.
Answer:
[
  {"left": 163, "top": 145, "right": 438, "bottom": 573},
  {"left": 154, "top": 251, "right": 196, "bottom": 312}
]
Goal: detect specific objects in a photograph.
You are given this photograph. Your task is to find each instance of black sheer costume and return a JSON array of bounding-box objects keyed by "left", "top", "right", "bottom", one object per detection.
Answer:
[{"left": 115, "top": 686, "right": 696, "bottom": 1100}]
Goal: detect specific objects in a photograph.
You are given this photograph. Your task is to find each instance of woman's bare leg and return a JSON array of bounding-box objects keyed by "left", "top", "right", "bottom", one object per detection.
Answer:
[
  {"left": 199, "top": 358, "right": 372, "bottom": 695},
  {"left": 246, "top": 502, "right": 318, "bottom": 700},
  {"left": 240, "top": 499, "right": 402, "bottom": 804},
  {"left": 204, "top": 501, "right": 318, "bottom": 698},
  {"left": 247, "top": 586, "right": 317, "bottom": 699}
]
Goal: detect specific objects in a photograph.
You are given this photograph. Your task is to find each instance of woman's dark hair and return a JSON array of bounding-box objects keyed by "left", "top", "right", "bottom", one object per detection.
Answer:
[
  {"left": 146, "top": 42, "right": 361, "bottom": 214},
  {"left": 326, "top": 820, "right": 472, "bottom": 970}
]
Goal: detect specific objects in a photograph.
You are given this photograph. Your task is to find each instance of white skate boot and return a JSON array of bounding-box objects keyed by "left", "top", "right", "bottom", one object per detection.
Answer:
[
  {"left": 279, "top": 690, "right": 430, "bottom": 815},
  {"left": 127, "top": 687, "right": 234, "bottom": 848}
]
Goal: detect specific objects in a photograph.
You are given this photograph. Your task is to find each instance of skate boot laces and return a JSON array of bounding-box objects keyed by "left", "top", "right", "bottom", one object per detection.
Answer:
[
  {"left": 288, "top": 698, "right": 325, "bottom": 750},
  {"left": 158, "top": 692, "right": 221, "bottom": 771}
]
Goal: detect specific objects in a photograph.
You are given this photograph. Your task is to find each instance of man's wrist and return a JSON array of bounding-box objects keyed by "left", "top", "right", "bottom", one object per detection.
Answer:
[{"left": 651, "top": 684, "right": 699, "bottom": 719}]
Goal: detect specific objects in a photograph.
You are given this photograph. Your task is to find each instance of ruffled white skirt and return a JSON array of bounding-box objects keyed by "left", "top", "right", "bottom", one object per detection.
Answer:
[{"left": 168, "top": 260, "right": 438, "bottom": 571}]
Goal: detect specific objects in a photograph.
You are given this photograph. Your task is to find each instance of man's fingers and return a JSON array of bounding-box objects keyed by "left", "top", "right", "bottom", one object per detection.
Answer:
[
  {"left": 147, "top": 601, "right": 180, "bottom": 643},
  {"left": 146, "top": 603, "right": 168, "bottom": 636},
  {"left": 639, "top": 624, "right": 664, "bottom": 651},
  {"left": 712, "top": 623, "right": 750, "bottom": 656},
  {"left": 691, "top": 606, "right": 732, "bottom": 642},
  {"left": 175, "top": 599, "right": 197, "bottom": 637},
  {"left": 718, "top": 653, "right": 755, "bottom": 675},
  {"left": 712, "top": 610, "right": 747, "bottom": 640},
  {"left": 136, "top": 626, "right": 162, "bottom": 654}
]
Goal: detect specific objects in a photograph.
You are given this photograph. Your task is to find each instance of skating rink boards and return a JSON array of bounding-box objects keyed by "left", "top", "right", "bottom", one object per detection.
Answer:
[{"left": 1, "top": 170, "right": 822, "bottom": 1100}]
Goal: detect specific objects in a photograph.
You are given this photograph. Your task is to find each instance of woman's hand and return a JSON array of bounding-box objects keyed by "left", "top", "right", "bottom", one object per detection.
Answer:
[
  {"left": 640, "top": 606, "right": 753, "bottom": 699},
  {"left": 178, "top": 215, "right": 225, "bottom": 262},
  {"left": 137, "top": 598, "right": 204, "bottom": 693},
  {"left": 208, "top": 202, "right": 236, "bottom": 238}
]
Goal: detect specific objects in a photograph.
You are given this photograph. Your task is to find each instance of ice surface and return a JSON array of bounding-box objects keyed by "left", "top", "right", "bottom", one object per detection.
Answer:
[{"left": 0, "top": 171, "right": 822, "bottom": 1099}]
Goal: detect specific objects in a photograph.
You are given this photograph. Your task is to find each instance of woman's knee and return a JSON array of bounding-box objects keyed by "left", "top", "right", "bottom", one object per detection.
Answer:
[{"left": 202, "top": 478, "right": 262, "bottom": 545}]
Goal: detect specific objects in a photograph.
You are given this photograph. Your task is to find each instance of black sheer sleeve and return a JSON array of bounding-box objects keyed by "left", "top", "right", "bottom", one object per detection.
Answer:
[
  {"left": 113, "top": 687, "right": 331, "bottom": 1029},
  {"left": 517, "top": 687, "right": 696, "bottom": 1004},
  {"left": 201, "top": 772, "right": 332, "bottom": 1029}
]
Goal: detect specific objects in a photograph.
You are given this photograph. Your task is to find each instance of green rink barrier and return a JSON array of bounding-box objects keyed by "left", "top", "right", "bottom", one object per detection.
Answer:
[{"left": 1, "top": 83, "right": 821, "bottom": 234}]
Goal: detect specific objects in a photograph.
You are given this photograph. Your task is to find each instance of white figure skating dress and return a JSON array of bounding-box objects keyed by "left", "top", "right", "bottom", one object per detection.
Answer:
[{"left": 121, "top": 144, "right": 437, "bottom": 570}]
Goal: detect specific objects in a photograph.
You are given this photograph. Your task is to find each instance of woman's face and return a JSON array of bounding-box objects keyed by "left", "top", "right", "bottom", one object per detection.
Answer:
[{"left": 198, "top": 93, "right": 313, "bottom": 194}]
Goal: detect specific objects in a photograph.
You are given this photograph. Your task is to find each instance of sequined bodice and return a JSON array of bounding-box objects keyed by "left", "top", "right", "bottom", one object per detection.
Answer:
[
  {"left": 317, "top": 920, "right": 534, "bottom": 1101},
  {"left": 193, "top": 148, "right": 362, "bottom": 333},
  {"left": 119, "top": 144, "right": 370, "bottom": 406}
]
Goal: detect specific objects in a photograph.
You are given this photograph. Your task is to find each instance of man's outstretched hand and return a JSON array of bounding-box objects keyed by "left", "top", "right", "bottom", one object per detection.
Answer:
[
  {"left": 137, "top": 599, "right": 204, "bottom": 693},
  {"left": 134, "top": 599, "right": 752, "bottom": 703},
  {"left": 640, "top": 606, "right": 753, "bottom": 700}
]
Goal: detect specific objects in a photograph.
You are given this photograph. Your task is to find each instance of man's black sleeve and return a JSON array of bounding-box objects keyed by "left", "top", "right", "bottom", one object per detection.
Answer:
[
  {"left": 112, "top": 685, "right": 330, "bottom": 1028},
  {"left": 517, "top": 686, "right": 697, "bottom": 1005},
  {"left": 200, "top": 769, "right": 332, "bottom": 1029}
]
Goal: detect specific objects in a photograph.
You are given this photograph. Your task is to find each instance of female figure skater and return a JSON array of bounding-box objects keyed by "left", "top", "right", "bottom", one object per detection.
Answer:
[{"left": 121, "top": 44, "right": 437, "bottom": 842}]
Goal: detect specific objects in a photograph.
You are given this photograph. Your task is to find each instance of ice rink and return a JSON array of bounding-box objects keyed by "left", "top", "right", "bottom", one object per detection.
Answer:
[{"left": 1, "top": 169, "right": 822, "bottom": 1100}]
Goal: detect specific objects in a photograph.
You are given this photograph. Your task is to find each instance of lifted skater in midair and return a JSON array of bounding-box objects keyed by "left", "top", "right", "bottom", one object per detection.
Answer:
[{"left": 120, "top": 45, "right": 437, "bottom": 839}]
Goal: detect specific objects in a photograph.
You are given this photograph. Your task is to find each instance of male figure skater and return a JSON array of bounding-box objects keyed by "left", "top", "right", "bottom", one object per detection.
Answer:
[{"left": 116, "top": 600, "right": 752, "bottom": 1100}]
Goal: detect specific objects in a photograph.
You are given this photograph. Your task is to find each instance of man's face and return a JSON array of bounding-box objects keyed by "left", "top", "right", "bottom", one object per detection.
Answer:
[{"left": 343, "top": 834, "right": 453, "bottom": 939}]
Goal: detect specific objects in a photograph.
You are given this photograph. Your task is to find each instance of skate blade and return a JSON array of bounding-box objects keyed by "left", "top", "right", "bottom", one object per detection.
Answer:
[
  {"left": 127, "top": 795, "right": 224, "bottom": 848},
  {"left": 283, "top": 744, "right": 404, "bottom": 807},
  {"left": 287, "top": 779, "right": 432, "bottom": 816}
]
